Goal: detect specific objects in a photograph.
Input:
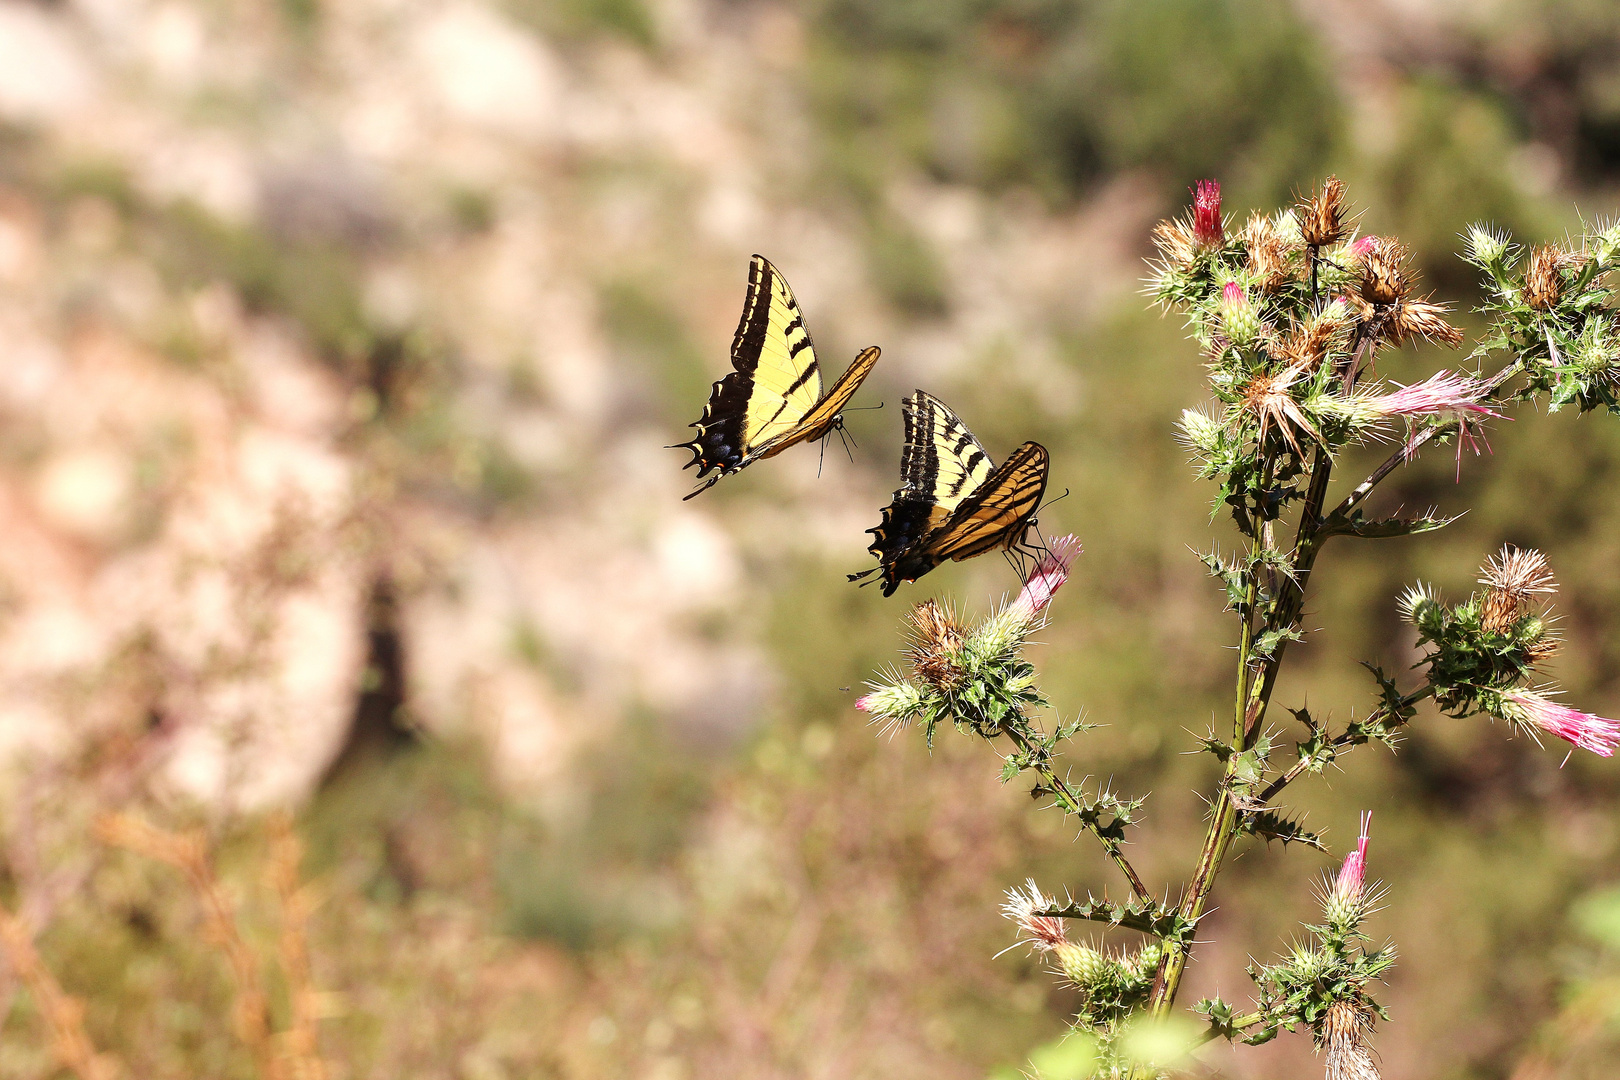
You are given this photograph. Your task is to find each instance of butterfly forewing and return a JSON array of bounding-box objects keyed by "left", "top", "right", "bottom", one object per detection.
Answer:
[
  {"left": 929, "top": 442, "right": 1049, "bottom": 561},
  {"left": 676, "top": 256, "right": 878, "bottom": 497},
  {"left": 737, "top": 259, "right": 823, "bottom": 447}
]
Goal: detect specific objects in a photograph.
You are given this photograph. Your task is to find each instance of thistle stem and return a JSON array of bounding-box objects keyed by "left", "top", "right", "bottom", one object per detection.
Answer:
[
  {"left": 1002, "top": 726, "right": 1152, "bottom": 903},
  {"left": 1255, "top": 685, "right": 1435, "bottom": 806}
]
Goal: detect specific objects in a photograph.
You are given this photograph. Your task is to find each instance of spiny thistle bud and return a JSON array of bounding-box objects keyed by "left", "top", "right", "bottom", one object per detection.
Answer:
[
  {"left": 1465, "top": 224, "right": 1509, "bottom": 268},
  {"left": 1500, "top": 690, "right": 1620, "bottom": 757},
  {"left": 1321, "top": 999, "right": 1381, "bottom": 1080},
  {"left": 1478, "top": 546, "right": 1555, "bottom": 634},
  {"left": 1176, "top": 404, "right": 1226, "bottom": 457},
  {"left": 1397, "top": 582, "right": 1441, "bottom": 630},
  {"left": 1386, "top": 298, "right": 1465, "bottom": 348},
  {"left": 1055, "top": 941, "right": 1114, "bottom": 988},
  {"left": 1300, "top": 175, "right": 1351, "bottom": 248},
  {"left": 1192, "top": 179, "right": 1223, "bottom": 248},
  {"left": 1523, "top": 245, "right": 1571, "bottom": 311},
  {"left": 1220, "top": 280, "right": 1260, "bottom": 344},
  {"left": 855, "top": 681, "right": 924, "bottom": 731}
]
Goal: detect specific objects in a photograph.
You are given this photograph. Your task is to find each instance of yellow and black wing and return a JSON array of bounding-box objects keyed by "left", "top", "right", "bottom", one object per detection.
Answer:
[
  {"left": 854, "top": 391, "right": 1049, "bottom": 596},
  {"left": 675, "top": 255, "right": 878, "bottom": 499}
]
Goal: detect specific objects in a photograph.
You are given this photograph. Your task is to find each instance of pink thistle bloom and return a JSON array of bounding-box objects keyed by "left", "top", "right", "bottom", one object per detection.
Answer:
[
  {"left": 1504, "top": 690, "right": 1620, "bottom": 757},
  {"left": 1222, "top": 280, "right": 1246, "bottom": 308},
  {"left": 1010, "top": 535, "right": 1082, "bottom": 623},
  {"left": 854, "top": 693, "right": 879, "bottom": 713},
  {"left": 1192, "top": 179, "right": 1223, "bottom": 247},
  {"left": 1361, "top": 371, "right": 1504, "bottom": 421},
  {"left": 1001, "top": 880, "right": 1069, "bottom": 955},
  {"left": 1351, "top": 234, "right": 1377, "bottom": 258},
  {"left": 1333, "top": 812, "right": 1371, "bottom": 904}
]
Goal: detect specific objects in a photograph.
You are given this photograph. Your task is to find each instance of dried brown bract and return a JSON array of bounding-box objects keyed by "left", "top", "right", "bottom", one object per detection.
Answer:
[
  {"left": 1245, "top": 212, "right": 1294, "bottom": 294},
  {"left": 1479, "top": 545, "right": 1556, "bottom": 633},
  {"left": 1356, "top": 237, "right": 1412, "bottom": 307},
  {"left": 1524, "top": 245, "right": 1575, "bottom": 311},
  {"left": 1236, "top": 362, "right": 1319, "bottom": 454},
  {"left": 1321, "top": 999, "right": 1381, "bottom": 1080},
  {"left": 1278, "top": 310, "right": 1350, "bottom": 370},
  {"left": 907, "top": 599, "right": 965, "bottom": 692},
  {"left": 1151, "top": 219, "right": 1197, "bottom": 273},
  {"left": 1300, "top": 175, "right": 1351, "bottom": 248},
  {"left": 1387, "top": 299, "right": 1465, "bottom": 348}
]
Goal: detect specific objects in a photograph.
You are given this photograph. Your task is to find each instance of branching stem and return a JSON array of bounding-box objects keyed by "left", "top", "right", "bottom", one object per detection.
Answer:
[{"left": 1002, "top": 726, "right": 1152, "bottom": 903}]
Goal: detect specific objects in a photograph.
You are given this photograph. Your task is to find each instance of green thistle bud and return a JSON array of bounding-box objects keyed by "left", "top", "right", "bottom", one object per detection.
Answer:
[
  {"left": 1055, "top": 941, "right": 1112, "bottom": 989},
  {"left": 1466, "top": 224, "right": 1509, "bottom": 268},
  {"left": 1219, "top": 280, "right": 1261, "bottom": 345},
  {"left": 1176, "top": 405, "right": 1226, "bottom": 459}
]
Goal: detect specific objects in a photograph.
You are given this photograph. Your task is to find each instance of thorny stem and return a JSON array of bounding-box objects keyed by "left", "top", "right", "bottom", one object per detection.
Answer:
[
  {"left": 1002, "top": 725, "right": 1152, "bottom": 902},
  {"left": 1192, "top": 1010, "right": 1269, "bottom": 1050},
  {"left": 1149, "top": 352, "right": 1523, "bottom": 1021},
  {"left": 1255, "top": 685, "right": 1435, "bottom": 806}
]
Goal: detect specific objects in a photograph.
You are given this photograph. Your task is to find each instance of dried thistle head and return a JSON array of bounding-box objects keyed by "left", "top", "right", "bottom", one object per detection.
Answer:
[
  {"left": 1356, "top": 237, "right": 1413, "bottom": 307},
  {"left": 1321, "top": 999, "right": 1381, "bottom": 1080},
  {"left": 1151, "top": 218, "right": 1197, "bottom": 272},
  {"left": 906, "top": 598, "right": 964, "bottom": 691},
  {"left": 1386, "top": 298, "right": 1464, "bottom": 348},
  {"left": 1523, "top": 245, "right": 1576, "bottom": 311},
  {"left": 1278, "top": 309, "right": 1350, "bottom": 370},
  {"left": 1300, "top": 175, "right": 1351, "bottom": 248},
  {"left": 1245, "top": 212, "right": 1294, "bottom": 293},
  {"left": 1479, "top": 546, "right": 1556, "bottom": 633},
  {"left": 1236, "top": 362, "right": 1319, "bottom": 453}
]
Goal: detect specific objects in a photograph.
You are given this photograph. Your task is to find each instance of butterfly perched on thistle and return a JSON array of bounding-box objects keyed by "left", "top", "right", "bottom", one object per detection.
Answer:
[
  {"left": 672, "top": 255, "right": 880, "bottom": 500},
  {"left": 850, "top": 391, "right": 1050, "bottom": 596}
]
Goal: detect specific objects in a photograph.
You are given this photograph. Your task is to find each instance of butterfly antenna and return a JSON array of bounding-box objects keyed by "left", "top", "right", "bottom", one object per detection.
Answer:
[
  {"left": 1038, "top": 487, "right": 1072, "bottom": 514},
  {"left": 841, "top": 401, "right": 886, "bottom": 413}
]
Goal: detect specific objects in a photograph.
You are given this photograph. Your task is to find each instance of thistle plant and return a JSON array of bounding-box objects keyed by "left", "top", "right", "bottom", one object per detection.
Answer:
[{"left": 857, "top": 177, "right": 1620, "bottom": 1078}]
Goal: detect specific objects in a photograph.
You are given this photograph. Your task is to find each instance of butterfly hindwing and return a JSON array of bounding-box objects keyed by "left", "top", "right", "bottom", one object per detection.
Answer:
[
  {"left": 859, "top": 392, "right": 1049, "bottom": 595},
  {"left": 676, "top": 256, "right": 878, "bottom": 497}
]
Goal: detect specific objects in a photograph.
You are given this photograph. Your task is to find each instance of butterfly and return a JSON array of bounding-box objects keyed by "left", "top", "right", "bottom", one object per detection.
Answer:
[
  {"left": 850, "top": 391, "right": 1050, "bottom": 596},
  {"left": 674, "top": 255, "right": 880, "bottom": 500}
]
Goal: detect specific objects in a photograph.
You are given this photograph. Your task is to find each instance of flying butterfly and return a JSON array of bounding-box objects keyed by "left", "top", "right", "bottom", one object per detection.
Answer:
[
  {"left": 673, "top": 255, "right": 880, "bottom": 500},
  {"left": 850, "top": 390, "right": 1050, "bottom": 597}
]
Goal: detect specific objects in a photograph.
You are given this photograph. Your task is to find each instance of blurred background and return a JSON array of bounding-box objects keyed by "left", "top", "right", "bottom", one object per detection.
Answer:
[{"left": 1, "top": 0, "right": 1620, "bottom": 1077}]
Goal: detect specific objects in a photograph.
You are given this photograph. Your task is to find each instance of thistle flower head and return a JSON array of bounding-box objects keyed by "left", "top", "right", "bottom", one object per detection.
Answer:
[
  {"left": 1321, "top": 999, "right": 1381, "bottom": 1080},
  {"left": 1355, "top": 371, "right": 1502, "bottom": 422},
  {"left": 1176, "top": 403, "right": 1226, "bottom": 458},
  {"left": 1333, "top": 812, "right": 1371, "bottom": 906},
  {"left": 1192, "top": 179, "right": 1223, "bottom": 248},
  {"left": 1002, "top": 879, "right": 1068, "bottom": 954},
  {"left": 1009, "top": 535, "right": 1082, "bottom": 624},
  {"left": 1300, "top": 175, "right": 1351, "bottom": 248},
  {"left": 906, "top": 598, "right": 965, "bottom": 692},
  {"left": 1478, "top": 546, "right": 1556, "bottom": 633},
  {"left": 1501, "top": 690, "right": 1620, "bottom": 757}
]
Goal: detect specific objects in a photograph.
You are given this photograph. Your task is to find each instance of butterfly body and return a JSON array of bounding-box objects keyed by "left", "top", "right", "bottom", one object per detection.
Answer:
[
  {"left": 675, "top": 255, "right": 879, "bottom": 499},
  {"left": 855, "top": 391, "right": 1050, "bottom": 596}
]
